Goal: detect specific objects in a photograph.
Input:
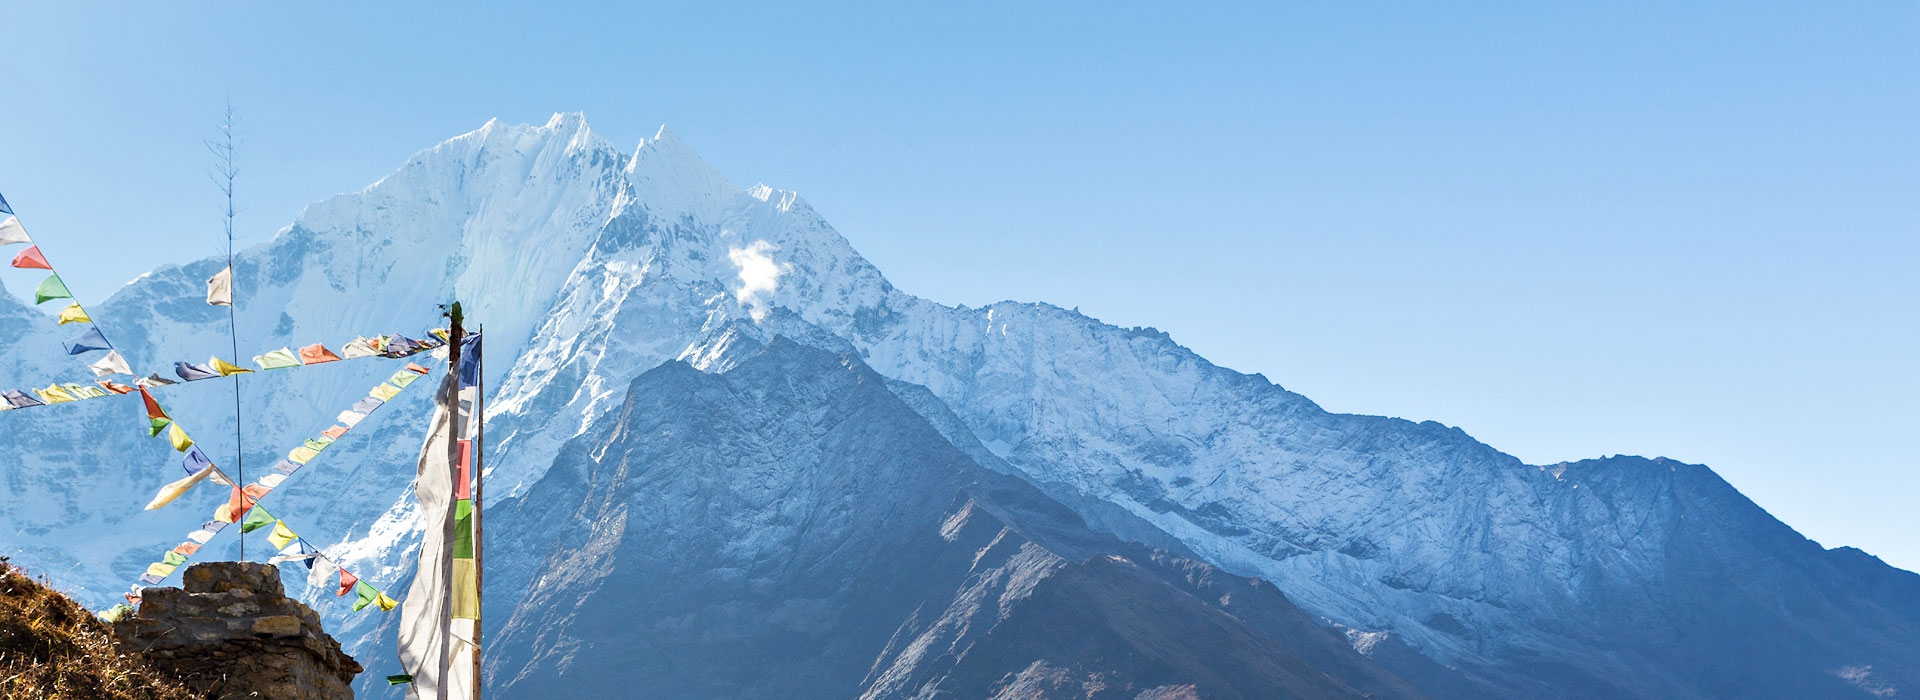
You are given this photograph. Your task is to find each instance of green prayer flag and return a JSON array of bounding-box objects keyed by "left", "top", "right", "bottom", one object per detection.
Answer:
[
  {"left": 452, "top": 499, "right": 474, "bottom": 558},
  {"left": 352, "top": 581, "right": 379, "bottom": 612},
  {"left": 387, "top": 368, "right": 422, "bottom": 388},
  {"left": 240, "top": 504, "right": 276, "bottom": 534},
  {"left": 305, "top": 437, "right": 333, "bottom": 451},
  {"left": 33, "top": 274, "right": 70, "bottom": 305},
  {"left": 252, "top": 347, "right": 302, "bottom": 370},
  {"left": 161, "top": 551, "right": 187, "bottom": 567},
  {"left": 147, "top": 416, "right": 173, "bottom": 438},
  {"left": 386, "top": 674, "right": 414, "bottom": 686}
]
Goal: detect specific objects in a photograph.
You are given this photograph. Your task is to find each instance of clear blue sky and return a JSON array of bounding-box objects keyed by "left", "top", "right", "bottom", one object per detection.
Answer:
[{"left": 2, "top": 2, "right": 1914, "bottom": 569}]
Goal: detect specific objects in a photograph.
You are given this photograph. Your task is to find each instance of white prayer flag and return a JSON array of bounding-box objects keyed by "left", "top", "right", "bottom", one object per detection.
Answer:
[{"left": 206, "top": 265, "right": 233, "bottom": 306}]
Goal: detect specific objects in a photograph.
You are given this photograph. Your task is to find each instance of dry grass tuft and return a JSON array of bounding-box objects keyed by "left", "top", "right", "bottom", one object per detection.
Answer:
[{"left": 0, "top": 562, "right": 196, "bottom": 700}]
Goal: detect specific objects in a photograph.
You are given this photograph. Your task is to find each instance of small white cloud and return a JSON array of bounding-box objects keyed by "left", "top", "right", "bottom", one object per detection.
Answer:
[{"left": 728, "top": 240, "right": 790, "bottom": 322}]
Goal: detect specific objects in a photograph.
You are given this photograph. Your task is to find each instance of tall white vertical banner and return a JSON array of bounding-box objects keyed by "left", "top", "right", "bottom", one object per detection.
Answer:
[{"left": 399, "top": 368, "right": 461, "bottom": 699}]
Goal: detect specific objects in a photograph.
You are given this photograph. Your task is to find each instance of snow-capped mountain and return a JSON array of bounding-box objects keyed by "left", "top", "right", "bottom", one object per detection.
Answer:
[{"left": 1, "top": 114, "right": 1915, "bottom": 698}]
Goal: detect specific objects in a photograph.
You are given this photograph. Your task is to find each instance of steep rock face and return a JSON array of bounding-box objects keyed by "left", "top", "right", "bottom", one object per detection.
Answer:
[{"left": 357, "top": 340, "right": 1425, "bottom": 700}]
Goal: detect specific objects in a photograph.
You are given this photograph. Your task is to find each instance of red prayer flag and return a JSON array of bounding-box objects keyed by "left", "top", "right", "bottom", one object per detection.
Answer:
[
  {"left": 10, "top": 245, "right": 49, "bottom": 270},
  {"left": 242, "top": 483, "right": 270, "bottom": 500},
  {"left": 98, "top": 380, "right": 133, "bottom": 395},
  {"left": 337, "top": 569, "right": 359, "bottom": 597},
  {"left": 126, "top": 593, "right": 141, "bottom": 606},
  {"left": 321, "top": 425, "right": 349, "bottom": 440},
  {"left": 139, "top": 387, "right": 167, "bottom": 420},
  {"left": 299, "top": 343, "right": 342, "bottom": 364},
  {"left": 454, "top": 440, "right": 473, "bottom": 500},
  {"left": 226, "top": 487, "right": 255, "bottom": 521},
  {"left": 172, "top": 542, "right": 202, "bottom": 556},
  {"left": 405, "top": 362, "right": 430, "bottom": 375}
]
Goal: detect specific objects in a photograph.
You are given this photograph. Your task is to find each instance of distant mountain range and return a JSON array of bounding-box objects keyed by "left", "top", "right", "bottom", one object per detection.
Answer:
[{"left": 1, "top": 114, "right": 1914, "bottom": 699}]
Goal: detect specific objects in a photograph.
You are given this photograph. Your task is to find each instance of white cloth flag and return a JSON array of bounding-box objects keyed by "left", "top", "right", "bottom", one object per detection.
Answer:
[
  {"left": 341, "top": 337, "right": 378, "bottom": 359},
  {"left": 88, "top": 350, "right": 133, "bottom": 378},
  {"left": 206, "top": 265, "right": 233, "bottom": 306},
  {"left": 398, "top": 371, "right": 462, "bottom": 700},
  {"left": 146, "top": 464, "right": 217, "bottom": 510},
  {"left": 308, "top": 557, "right": 340, "bottom": 590},
  {"left": 0, "top": 216, "right": 29, "bottom": 246},
  {"left": 268, "top": 542, "right": 318, "bottom": 566}
]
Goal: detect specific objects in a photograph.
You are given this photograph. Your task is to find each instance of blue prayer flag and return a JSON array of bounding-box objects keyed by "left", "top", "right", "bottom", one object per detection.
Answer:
[
  {"left": 182, "top": 446, "right": 214, "bottom": 475},
  {"left": 62, "top": 326, "right": 110, "bottom": 355},
  {"left": 175, "top": 361, "right": 219, "bottom": 382}
]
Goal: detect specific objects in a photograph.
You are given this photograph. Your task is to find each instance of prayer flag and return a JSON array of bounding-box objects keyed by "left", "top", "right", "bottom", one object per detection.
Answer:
[
  {"left": 306, "top": 436, "right": 333, "bottom": 451},
  {"left": 257, "top": 473, "right": 286, "bottom": 488},
  {"left": 406, "top": 362, "right": 431, "bottom": 375},
  {"left": 140, "top": 387, "right": 167, "bottom": 419},
  {"left": 340, "top": 337, "right": 377, "bottom": 359},
  {"left": 388, "top": 675, "right": 415, "bottom": 686},
  {"left": 209, "top": 356, "right": 252, "bottom": 376},
  {"left": 253, "top": 347, "right": 301, "bottom": 370},
  {"left": 145, "top": 563, "right": 177, "bottom": 579},
  {"left": 336, "top": 411, "right": 366, "bottom": 427},
  {"left": 147, "top": 416, "right": 173, "bottom": 437},
  {"left": 33, "top": 274, "right": 70, "bottom": 304},
  {"left": 321, "top": 425, "right": 349, "bottom": 440},
  {"left": 382, "top": 335, "right": 423, "bottom": 358},
  {"left": 182, "top": 446, "right": 214, "bottom": 475},
  {"left": 168, "top": 423, "right": 194, "bottom": 451},
  {"left": 145, "top": 464, "right": 216, "bottom": 510},
  {"left": 267, "top": 521, "right": 298, "bottom": 550},
  {"left": 175, "top": 361, "right": 219, "bottom": 382},
  {"left": 353, "top": 581, "right": 380, "bottom": 612},
  {"left": 224, "top": 487, "right": 255, "bottom": 523},
  {"left": 388, "top": 368, "right": 423, "bottom": 388},
  {"left": 88, "top": 350, "right": 132, "bottom": 377},
  {"left": 161, "top": 551, "right": 187, "bottom": 567},
  {"left": 36, "top": 385, "right": 75, "bottom": 404},
  {"left": 377, "top": 592, "right": 398, "bottom": 612},
  {"left": 10, "top": 245, "right": 49, "bottom": 270},
  {"left": 97, "top": 380, "right": 133, "bottom": 395},
  {"left": 136, "top": 373, "right": 177, "bottom": 388},
  {"left": 171, "top": 542, "right": 201, "bottom": 556},
  {"left": 338, "top": 568, "right": 359, "bottom": 597},
  {"left": 299, "top": 343, "right": 342, "bottom": 364},
  {"left": 370, "top": 383, "right": 402, "bottom": 401},
  {"left": 206, "top": 266, "right": 233, "bottom": 306},
  {"left": 56, "top": 302, "right": 89, "bottom": 325},
  {"left": 239, "top": 503, "right": 276, "bottom": 534},
  {"left": 309, "top": 558, "right": 339, "bottom": 590},
  {"left": 65, "top": 383, "right": 108, "bottom": 399},
  {"left": 288, "top": 446, "right": 319, "bottom": 464},
  {"left": 3, "top": 390, "right": 44, "bottom": 408},
  {"left": 63, "top": 327, "right": 111, "bottom": 355},
  {"left": 350, "top": 397, "right": 383, "bottom": 414},
  {"left": 270, "top": 460, "right": 299, "bottom": 475},
  {"left": 269, "top": 540, "right": 319, "bottom": 567},
  {"left": 0, "top": 216, "right": 28, "bottom": 246}
]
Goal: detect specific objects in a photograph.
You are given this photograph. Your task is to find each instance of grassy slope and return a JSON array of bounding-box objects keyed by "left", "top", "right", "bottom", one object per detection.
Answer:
[{"left": 0, "top": 563, "right": 195, "bottom": 700}]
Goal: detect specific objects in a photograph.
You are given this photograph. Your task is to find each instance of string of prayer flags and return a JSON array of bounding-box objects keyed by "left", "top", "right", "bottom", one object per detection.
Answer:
[
  {"left": 88, "top": 350, "right": 132, "bottom": 377},
  {"left": 175, "top": 361, "right": 219, "bottom": 382},
  {"left": 0, "top": 216, "right": 28, "bottom": 246},
  {"left": 63, "top": 327, "right": 110, "bottom": 355},
  {"left": 35, "top": 385, "right": 75, "bottom": 404},
  {"left": 56, "top": 302, "right": 90, "bottom": 325},
  {"left": 33, "top": 274, "right": 70, "bottom": 304},
  {"left": 253, "top": 347, "right": 300, "bottom": 370},
  {"left": 206, "top": 266, "right": 233, "bottom": 307},
  {"left": 131, "top": 361, "right": 437, "bottom": 596},
  {"left": 209, "top": 356, "right": 252, "bottom": 377},
  {"left": 299, "top": 343, "right": 342, "bottom": 364}
]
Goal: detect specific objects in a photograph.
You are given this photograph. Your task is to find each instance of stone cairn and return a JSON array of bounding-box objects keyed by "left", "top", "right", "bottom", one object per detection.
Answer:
[{"left": 112, "top": 561, "right": 362, "bottom": 700}]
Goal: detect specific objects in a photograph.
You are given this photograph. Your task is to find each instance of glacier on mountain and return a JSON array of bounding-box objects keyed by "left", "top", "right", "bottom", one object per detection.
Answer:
[{"left": 0, "top": 113, "right": 1915, "bottom": 698}]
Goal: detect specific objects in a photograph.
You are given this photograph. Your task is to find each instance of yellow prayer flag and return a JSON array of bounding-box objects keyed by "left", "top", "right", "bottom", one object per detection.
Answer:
[
  {"left": 288, "top": 446, "right": 320, "bottom": 464},
  {"left": 376, "top": 593, "right": 398, "bottom": 612},
  {"left": 210, "top": 356, "right": 253, "bottom": 377},
  {"left": 369, "top": 383, "right": 403, "bottom": 401},
  {"left": 145, "top": 562, "right": 178, "bottom": 578},
  {"left": 168, "top": 423, "right": 194, "bottom": 452},
  {"left": 36, "top": 385, "right": 75, "bottom": 404},
  {"left": 267, "top": 521, "right": 297, "bottom": 550},
  {"left": 56, "top": 302, "right": 90, "bottom": 325},
  {"left": 146, "top": 465, "right": 216, "bottom": 510}
]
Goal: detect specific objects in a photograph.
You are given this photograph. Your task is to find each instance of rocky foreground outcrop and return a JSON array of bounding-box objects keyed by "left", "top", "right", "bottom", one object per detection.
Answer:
[{"left": 114, "top": 562, "right": 360, "bottom": 700}]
